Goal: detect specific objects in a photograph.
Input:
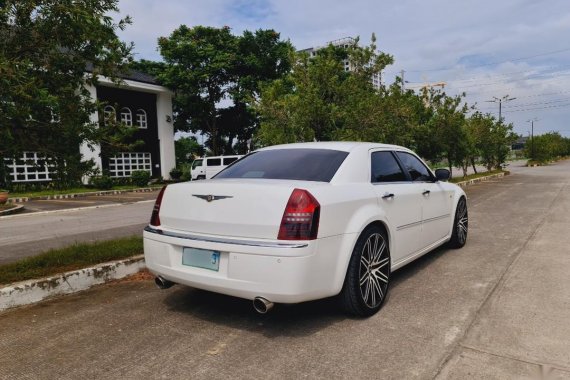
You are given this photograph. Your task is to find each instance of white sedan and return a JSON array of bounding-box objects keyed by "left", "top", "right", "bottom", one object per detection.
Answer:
[{"left": 144, "top": 142, "right": 468, "bottom": 317}]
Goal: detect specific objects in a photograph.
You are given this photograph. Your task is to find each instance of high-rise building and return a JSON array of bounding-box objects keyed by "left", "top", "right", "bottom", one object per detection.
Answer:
[{"left": 298, "top": 37, "right": 382, "bottom": 90}]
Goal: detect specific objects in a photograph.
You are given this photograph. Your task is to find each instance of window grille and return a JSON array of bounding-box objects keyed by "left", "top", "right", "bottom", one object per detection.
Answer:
[
  {"left": 135, "top": 109, "right": 147, "bottom": 129},
  {"left": 5, "top": 152, "right": 55, "bottom": 182},
  {"left": 108, "top": 152, "right": 152, "bottom": 178},
  {"left": 103, "top": 105, "right": 115, "bottom": 126},
  {"left": 120, "top": 107, "right": 132, "bottom": 126}
]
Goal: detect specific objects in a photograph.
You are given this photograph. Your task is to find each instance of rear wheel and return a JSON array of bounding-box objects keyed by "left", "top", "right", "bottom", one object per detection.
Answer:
[
  {"left": 449, "top": 197, "right": 468, "bottom": 248},
  {"left": 340, "top": 225, "right": 390, "bottom": 317}
]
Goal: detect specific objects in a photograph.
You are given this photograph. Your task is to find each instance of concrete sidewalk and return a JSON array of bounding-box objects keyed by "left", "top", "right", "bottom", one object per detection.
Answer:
[
  {"left": 436, "top": 165, "right": 570, "bottom": 379},
  {"left": 0, "top": 162, "right": 568, "bottom": 380}
]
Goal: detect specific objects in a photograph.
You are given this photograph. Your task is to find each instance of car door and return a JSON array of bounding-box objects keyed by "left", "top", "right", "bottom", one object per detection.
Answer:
[
  {"left": 370, "top": 150, "right": 424, "bottom": 263},
  {"left": 395, "top": 151, "right": 452, "bottom": 247}
]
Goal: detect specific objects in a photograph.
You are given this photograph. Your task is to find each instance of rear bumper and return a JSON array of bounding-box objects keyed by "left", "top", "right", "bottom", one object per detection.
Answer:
[{"left": 143, "top": 226, "right": 356, "bottom": 303}]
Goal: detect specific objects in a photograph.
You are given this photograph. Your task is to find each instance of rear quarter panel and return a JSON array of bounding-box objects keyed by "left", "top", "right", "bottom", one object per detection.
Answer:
[{"left": 309, "top": 183, "right": 392, "bottom": 293}]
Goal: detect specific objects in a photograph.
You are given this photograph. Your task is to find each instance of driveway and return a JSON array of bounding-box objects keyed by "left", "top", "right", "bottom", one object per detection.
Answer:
[{"left": 0, "top": 161, "right": 569, "bottom": 379}]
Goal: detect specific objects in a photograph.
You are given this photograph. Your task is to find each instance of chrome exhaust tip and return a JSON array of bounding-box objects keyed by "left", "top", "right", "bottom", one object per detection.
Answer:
[
  {"left": 253, "top": 297, "right": 274, "bottom": 314},
  {"left": 155, "top": 276, "right": 175, "bottom": 290}
]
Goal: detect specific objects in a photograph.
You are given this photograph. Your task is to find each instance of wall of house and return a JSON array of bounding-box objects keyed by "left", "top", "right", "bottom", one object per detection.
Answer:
[
  {"left": 97, "top": 85, "right": 162, "bottom": 178},
  {"left": 83, "top": 79, "right": 176, "bottom": 181},
  {"left": 7, "top": 80, "right": 175, "bottom": 185}
]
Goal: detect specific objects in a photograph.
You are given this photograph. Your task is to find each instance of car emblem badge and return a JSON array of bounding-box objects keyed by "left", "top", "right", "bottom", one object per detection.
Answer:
[{"left": 193, "top": 194, "right": 233, "bottom": 202}]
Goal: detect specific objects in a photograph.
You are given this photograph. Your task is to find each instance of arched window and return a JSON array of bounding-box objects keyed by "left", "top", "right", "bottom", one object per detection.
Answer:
[
  {"left": 135, "top": 109, "right": 147, "bottom": 129},
  {"left": 103, "top": 105, "right": 115, "bottom": 126},
  {"left": 120, "top": 107, "right": 132, "bottom": 126}
]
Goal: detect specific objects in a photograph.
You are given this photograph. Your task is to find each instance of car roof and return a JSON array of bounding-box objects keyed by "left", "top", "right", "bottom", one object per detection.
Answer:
[{"left": 258, "top": 141, "right": 412, "bottom": 153}]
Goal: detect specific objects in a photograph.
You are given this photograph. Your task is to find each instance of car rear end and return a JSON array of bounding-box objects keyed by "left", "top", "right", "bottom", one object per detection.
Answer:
[{"left": 143, "top": 147, "right": 354, "bottom": 304}]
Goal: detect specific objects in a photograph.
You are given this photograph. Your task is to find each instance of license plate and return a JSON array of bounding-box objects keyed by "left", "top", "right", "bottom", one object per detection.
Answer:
[{"left": 182, "top": 248, "right": 220, "bottom": 271}]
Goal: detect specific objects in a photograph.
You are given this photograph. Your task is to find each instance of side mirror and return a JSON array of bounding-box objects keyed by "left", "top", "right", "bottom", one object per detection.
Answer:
[{"left": 435, "top": 168, "right": 450, "bottom": 181}]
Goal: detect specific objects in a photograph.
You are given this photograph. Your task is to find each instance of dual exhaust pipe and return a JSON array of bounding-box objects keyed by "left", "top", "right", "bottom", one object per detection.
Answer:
[
  {"left": 155, "top": 277, "right": 274, "bottom": 314},
  {"left": 155, "top": 276, "right": 175, "bottom": 289},
  {"left": 252, "top": 297, "right": 274, "bottom": 314}
]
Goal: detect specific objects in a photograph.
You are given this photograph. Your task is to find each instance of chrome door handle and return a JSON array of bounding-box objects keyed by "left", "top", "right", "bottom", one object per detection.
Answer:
[
  {"left": 422, "top": 190, "right": 431, "bottom": 195},
  {"left": 382, "top": 193, "right": 395, "bottom": 199}
]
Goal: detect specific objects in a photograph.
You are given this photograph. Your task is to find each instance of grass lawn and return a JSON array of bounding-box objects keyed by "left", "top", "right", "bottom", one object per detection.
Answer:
[
  {"left": 0, "top": 204, "right": 14, "bottom": 211},
  {"left": 450, "top": 169, "right": 508, "bottom": 183},
  {"left": 8, "top": 184, "right": 162, "bottom": 199},
  {"left": 0, "top": 236, "right": 143, "bottom": 286}
]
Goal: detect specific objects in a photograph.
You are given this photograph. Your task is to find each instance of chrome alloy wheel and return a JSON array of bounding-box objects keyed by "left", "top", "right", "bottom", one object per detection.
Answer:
[
  {"left": 456, "top": 198, "right": 468, "bottom": 245},
  {"left": 359, "top": 233, "right": 390, "bottom": 309}
]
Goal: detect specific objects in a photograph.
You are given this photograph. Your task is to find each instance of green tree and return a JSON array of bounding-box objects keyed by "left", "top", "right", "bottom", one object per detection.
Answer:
[
  {"left": 0, "top": 0, "right": 133, "bottom": 188},
  {"left": 174, "top": 136, "right": 204, "bottom": 166},
  {"left": 256, "top": 37, "right": 393, "bottom": 146},
  {"left": 157, "top": 25, "right": 236, "bottom": 156},
  {"left": 156, "top": 26, "right": 292, "bottom": 155},
  {"left": 419, "top": 89, "right": 469, "bottom": 176},
  {"left": 525, "top": 132, "right": 567, "bottom": 162}
]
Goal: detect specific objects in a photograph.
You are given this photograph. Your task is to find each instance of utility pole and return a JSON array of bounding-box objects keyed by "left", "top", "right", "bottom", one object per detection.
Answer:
[
  {"left": 485, "top": 95, "right": 516, "bottom": 122},
  {"left": 527, "top": 118, "right": 539, "bottom": 161},
  {"left": 400, "top": 69, "right": 405, "bottom": 92}
]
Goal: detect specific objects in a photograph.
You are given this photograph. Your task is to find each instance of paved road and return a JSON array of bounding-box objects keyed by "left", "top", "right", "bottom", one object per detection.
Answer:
[
  {"left": 1, "top": 161, "right": 569, "bottom": 379},
  {"left": 0, "top": 195, "right": 156, "bottom": 264},
  {"left": 19, "top": 190, "right": 159, "bottom": 213}
]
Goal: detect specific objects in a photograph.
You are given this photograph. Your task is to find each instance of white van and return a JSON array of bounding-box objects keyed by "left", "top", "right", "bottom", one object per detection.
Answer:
[{"left": 190, "top": 155, "right": 243, "bottom": 180}]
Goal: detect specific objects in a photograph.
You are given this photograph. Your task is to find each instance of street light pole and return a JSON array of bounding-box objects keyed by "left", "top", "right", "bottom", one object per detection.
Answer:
[
  {"left": 526, "top": 118, "right": 539, "bottom": 160},
  {"left": 486, "top": 95, "right": 516, "bottom": 122}
]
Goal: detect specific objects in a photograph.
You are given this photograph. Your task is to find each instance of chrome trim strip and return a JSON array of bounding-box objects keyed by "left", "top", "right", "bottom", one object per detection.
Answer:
[
  {"left": 396, "top": 214, "right": 450, "bottom": 231},
  {"left": 396, "top": 220, "right": 422, "bottom": 231},
  {"left": 144, "top": 226, "right": 309, "bottom": 249},
  {"left": 423, "top": 214, "right": 451, "bottom": 224}
]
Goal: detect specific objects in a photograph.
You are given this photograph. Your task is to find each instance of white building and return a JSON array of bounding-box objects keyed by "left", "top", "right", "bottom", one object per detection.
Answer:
[
  {"left": 5, "top": 70, "right": 176, "bottom": 184},
  {"left": 299, "top": 37, "right": 382, "bottom": 90}
]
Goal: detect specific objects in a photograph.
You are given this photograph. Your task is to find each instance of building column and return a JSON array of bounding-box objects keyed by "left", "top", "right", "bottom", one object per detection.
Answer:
[{"left": 156, "top": 91, "right": 176, "bottom": 179}]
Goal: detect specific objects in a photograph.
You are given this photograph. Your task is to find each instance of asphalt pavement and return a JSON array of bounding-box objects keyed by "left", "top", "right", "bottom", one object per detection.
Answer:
[{"left": 0, "top": 161, "right": 569, "bottom": 379}]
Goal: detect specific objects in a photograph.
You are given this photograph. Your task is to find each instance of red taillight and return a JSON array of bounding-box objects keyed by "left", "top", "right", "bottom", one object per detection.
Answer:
[
  {"left": 150, "top": 186, "right": 167, "bottom": 226},
  {"left": 278, "top": 189, "right": 320, "bottom": 240}
]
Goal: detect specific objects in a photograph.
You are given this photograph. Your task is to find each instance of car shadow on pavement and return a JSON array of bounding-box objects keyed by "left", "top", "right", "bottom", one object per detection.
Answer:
[
  {"left": 389, "top": 245, "right": 450, "bottom": 290},
  {"left": 162, "top": 286, "right": 346, "bottom": 338},
  {"left": 160, "top": 243, "right": 451, "bottom": 337}
]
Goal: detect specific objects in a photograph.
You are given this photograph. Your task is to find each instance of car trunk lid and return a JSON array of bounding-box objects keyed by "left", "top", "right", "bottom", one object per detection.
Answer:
[{"left": 158, "top": 179, "right": 326, "bottom": 240}]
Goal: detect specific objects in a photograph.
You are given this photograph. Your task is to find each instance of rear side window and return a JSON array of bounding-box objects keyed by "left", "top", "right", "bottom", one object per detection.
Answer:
[
  {"left": 371, "top": 151, "right": 407, "bottom": 183},
  {"left": 214, "top": 149, "right": 349, "bottom": 182},
  {"left": 223, "top": 157, "right": 238, "bottom": 165},
  {"left": 396, "top": 152, "right": 433, "bottom": 181},
  {"left": 206, "top": 158, "right": 221, "bottom": 166}
]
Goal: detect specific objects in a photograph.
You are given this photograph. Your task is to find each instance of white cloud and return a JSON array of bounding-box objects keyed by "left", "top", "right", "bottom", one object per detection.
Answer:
[{"left": 115, "top": 0, "right": 570, "bottom": 136}]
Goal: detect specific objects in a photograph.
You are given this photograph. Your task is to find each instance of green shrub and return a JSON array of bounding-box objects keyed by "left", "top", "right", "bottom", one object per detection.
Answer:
[
  {"left": 90, "top": 175, "right": 113, "bottom": 190},
  {"left": 169, "top": 167, "right": 182, "bottom": 180},
  {"left": 131, "top": 170, "right": 151, "bottom": 187},
  {"left": 111, "top": 177, "right": 131, "bottom": 186}
]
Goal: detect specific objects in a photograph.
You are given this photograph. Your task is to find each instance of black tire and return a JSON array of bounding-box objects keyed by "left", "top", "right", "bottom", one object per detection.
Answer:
[
  {"left": 449, "top": 196, "right": 468, "bottom": 248},
  {"left": 197, "top": 175, "right": 206, "bottom": 180},
  {"left": 340, "top": 225, "right": 391, "bottom": 317}
]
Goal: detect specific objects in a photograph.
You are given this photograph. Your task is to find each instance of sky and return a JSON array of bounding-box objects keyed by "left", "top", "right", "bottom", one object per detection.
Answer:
[{"left": 116, "top": 0, "right": 570, "bottom": 138}]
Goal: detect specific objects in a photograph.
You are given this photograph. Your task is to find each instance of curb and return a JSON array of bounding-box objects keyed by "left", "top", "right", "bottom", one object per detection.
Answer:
[
  {"left": 7, "top": 187, "right": 160, "bottom": 204},
  {"left": 0, "top": 204, "right": 24, "bottom": 216},
  {"left": 0, "top": 255, "right": 146, "bottom": 312},
  {"left": 454, "top": 172, "right": 506, "bottom": 188}
]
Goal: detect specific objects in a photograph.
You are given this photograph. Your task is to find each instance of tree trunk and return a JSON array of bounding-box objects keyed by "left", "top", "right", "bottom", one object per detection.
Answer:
[{"left": 470, "top": 157, "right": 478, "bottom": 174}]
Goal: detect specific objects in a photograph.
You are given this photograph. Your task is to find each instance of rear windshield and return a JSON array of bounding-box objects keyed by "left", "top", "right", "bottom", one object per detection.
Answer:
[{"left": 214, "top": 149, "right": 349, "bottom": 182}]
